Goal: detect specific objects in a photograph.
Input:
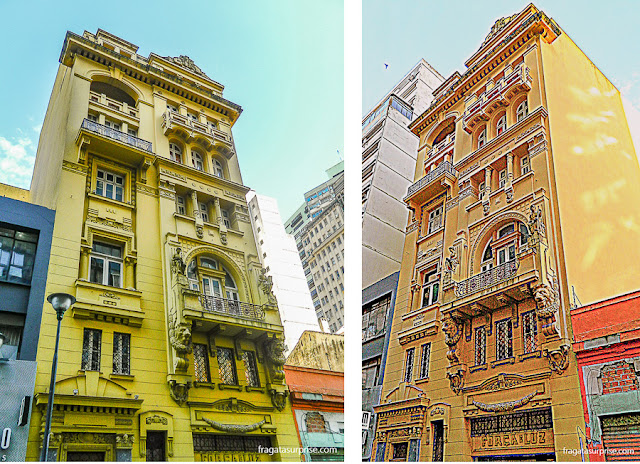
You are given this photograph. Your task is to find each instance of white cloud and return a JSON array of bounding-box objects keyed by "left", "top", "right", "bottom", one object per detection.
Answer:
[{"left": 0, "top": 135, "right": 36, "bottom": 188}]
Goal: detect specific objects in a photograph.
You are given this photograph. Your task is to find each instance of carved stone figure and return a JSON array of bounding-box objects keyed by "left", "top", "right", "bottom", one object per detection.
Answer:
[
  {"left": 445, "top": 246, "right": 459, "bottom": 273},
  {"left": 116, "top": 434, "right": 135, "bottom": 448},
  {"left": 533, "top": 272, "right": 560, "bottom": 337},
  {"left": 169, "top": 322, "right": 193, "bottom": 353},
  {"left": 442, "top": 315, "right": 462, "bottom": 365},
  {"left": 271, "top": 390, "right": 288, "bottom": 411},
  {"left": 169, "top": 380, "right": 190, "bottom": 405},
  {"left": 264, "top": 338, "right": 286, "bottom": 382},
  {"left": 258, "top": 268, "right": 277, "bottom": 305},
  {"left": 447, "top": 371, "right": 464, "bottom": 395},
  {"left": 165, "top": 55, "right": 208, "bottom": 78},
  {"left": 483, "top": 203, "right": 490, "bottom": 216},
  {"left": 170, "top": 247, "right": 186, "bottom": 276},
  {"left": 529, "top": 204, "right": 545, "bottom": 235}
]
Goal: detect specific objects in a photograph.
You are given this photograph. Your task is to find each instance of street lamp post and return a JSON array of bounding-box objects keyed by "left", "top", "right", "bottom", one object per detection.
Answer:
[{"left": 39, "top": 293, "right": 76, "bottom": 462}]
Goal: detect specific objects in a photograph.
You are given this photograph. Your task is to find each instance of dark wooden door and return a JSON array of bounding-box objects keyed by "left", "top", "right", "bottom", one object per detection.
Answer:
[
  {"left": 432, "top": 420, "right": 444, "bottom": 462},
  {"left": 146, "top": 431, "right": 166, "bottom": 461}
]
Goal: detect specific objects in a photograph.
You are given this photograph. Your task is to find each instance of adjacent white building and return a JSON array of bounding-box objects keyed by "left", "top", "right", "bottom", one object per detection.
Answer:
[{"left": 247, "top": 192, "right": 320, "bottom": 354}]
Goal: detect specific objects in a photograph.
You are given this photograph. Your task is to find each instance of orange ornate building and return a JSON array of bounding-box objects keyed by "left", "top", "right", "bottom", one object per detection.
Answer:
[{"left": 371, "top": 4, "right": 640, "bottom": 461}]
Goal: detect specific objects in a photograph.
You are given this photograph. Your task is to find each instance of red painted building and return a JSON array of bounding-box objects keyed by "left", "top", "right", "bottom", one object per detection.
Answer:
[{"left": 570, "top": 290, "right": 640, "bottom": 461}]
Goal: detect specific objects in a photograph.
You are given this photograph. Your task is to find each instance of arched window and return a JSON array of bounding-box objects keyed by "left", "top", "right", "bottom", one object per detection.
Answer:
[
  {"left": 516, "top": 100, "right": 528, "bottom": 122},
  {"left": 169, "top": 143, "right": 182, "bottom": 163},
  {"left": 481, "top": 241, "right": 493, "bottom": 271},
  {"left": 477, "top": 128, "right": 487, "bottom": 149},
  {"left": 498, "top": 223, "right": 515, "bottom": 238},
  {"left": 213, "top": 159, "right": 224, "bottom": 178},
  {"left": 192, "top": 151, "right": 204, "bottom": 171},
  {"left": 496, "top": 114, "right": 507, "bottom": 136}
]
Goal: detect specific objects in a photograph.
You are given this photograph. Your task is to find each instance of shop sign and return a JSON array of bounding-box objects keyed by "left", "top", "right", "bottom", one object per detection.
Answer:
[{"left": 473, "top": 429, "right": 554, "bottom": 452}]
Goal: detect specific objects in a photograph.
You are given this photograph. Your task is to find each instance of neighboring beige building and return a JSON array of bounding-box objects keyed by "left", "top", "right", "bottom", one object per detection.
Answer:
[{"left": 286, "top": 331, "right": 344, "bottom": 373}]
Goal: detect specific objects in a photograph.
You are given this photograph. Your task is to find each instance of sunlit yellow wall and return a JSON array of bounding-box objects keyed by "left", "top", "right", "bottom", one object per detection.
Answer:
[
  {"left": 26, "top": 32, "right": 300, "bottom": 462},
  {"left": 540, "top": 32, "right": 640, "bottom": 305}
]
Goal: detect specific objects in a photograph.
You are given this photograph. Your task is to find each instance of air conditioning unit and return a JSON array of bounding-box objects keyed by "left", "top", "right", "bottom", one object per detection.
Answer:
[{"left": 362, "top": 411, "right": 372, "bottom": 429}]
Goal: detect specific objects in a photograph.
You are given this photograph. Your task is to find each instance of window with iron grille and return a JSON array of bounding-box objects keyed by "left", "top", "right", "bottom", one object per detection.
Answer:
[
  {"left": 470, "top": 408, "right": 552, "bottom": 436},
  {"left": 404, "top": 348, "right": 415, "bottom": 383},
  {"left": 242, "top": 351, "right": 260, "bottom": 387},
  {"left": 193, "top": 343, "right": 211, "bottom": 382},
  {"left": 393, "top": 442, "right": 408, "bottom": 460},
  {"left": 418, "top": 343, "right": 431, "bottom": 379},
  {"left": 82, "top": 329, "right": 102, "bottom": 371},
  {"left": 112, "top": 332, "right": 130, "bottom": 375},
  {"left": 496, "top": 319, "right": 513, "bottom": 361},
  {"left": 475, "top": 326, "right": 487, "bottom": 366},
  {"left": 217, "top": 347, "right": 237, "bottom": 385},
  {"left": 193, "top": 434, "right": 272, "bottom": 452},
  {"left": 522, "top": 311, "right": 538, "bottom": 353}
]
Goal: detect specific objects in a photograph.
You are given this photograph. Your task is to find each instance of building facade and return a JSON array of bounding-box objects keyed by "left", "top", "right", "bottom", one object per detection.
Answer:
[
  {"left": 26, "top": 29, "right": 299, "bottom": 461},
  {"left": 361, "top": 60, "right": 443, "bottom": 460},
  {"left": 0, "top": 187, "right": 55, "bottom": 462},
  {"left": 571, "top": 290, "right": 640, "bottom": 461},
  {"left": 285, "top": 166, "right": 345, "bottom": 333},
  {"left": 372, "top": 4, "right": 640, "bottom": 461},
  {"left": 285, "top": 331, "right": 344, "bottom": 461},
  {"left": 362, "top": 59, "right": 444, "bottom": 289},
  {"left": 247, "top": 192, "right": 320, "bottom": 354}
]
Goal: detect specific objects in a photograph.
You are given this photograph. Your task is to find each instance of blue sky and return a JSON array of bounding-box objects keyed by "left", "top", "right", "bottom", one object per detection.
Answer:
[
  {"left": 363, "top": 0, "right": 640, "bottom": 118},
  {"left": 0, "top": 0, "right": 343, "bottom": 220}
]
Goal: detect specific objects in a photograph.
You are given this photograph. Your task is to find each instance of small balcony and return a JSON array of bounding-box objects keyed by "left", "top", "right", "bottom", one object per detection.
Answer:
[
  {"left": 78, "top": 119, "right": 153, "bottom": 154},
  {"left": 162, "top": 111, "right": 233, "bottom": 155},
  {"left": 199, "top": 295, "right": 265, "bottom": 321},
  {"left": 425, "top": 133, "right": 455, "bottom": 163},
  {"left": 404, "top": 161, "right": 458, "bottom": 205},
  {"left": 443, "top": 251, "right": 541, "bottom": 318},
  {"left": 89, "top": 91, "right": 139, "bottom": 119},
  {"left": 462, "top": 64, "right": 532, "bottom": 133}
]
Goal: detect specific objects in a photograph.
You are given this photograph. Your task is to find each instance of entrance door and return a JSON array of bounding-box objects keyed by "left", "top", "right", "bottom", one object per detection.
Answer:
[
  {"left": 432, "top": 420, "right": 444, "bottom": 461},
  {"left": 146, "top": 431, "right": 166, "bottom": 462},
  {"left": 67, "top": 451, "right": 106, "bottom": 461}
]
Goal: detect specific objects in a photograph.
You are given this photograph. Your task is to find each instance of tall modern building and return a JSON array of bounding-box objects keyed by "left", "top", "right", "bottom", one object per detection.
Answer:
[
  {"left": 25, "top": 29, "right": 299, "bottom": 461},
  {"left": 361, "top": 60, "right": 444, "bottom": 460},
  {"left": 0, "top": 186, "right": 55, "bottom": 462},
  {"left": 371, "top": 5, "right": 640, "bottom": 461},
  {"left": 247, "top": 192, "right": 320, "bottom": 354},
  {"left": 285, "top": 163, "right": 345, "bottom": 333}
]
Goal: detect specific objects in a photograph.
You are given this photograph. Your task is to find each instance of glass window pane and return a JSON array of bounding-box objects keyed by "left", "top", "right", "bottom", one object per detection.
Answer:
[
  {"left": 96, "top": 180, "right": 104, "bottom": 196},
  {"left": 90, "top": 257, "right": 104, "bottom": 284},
  {"left": 106, "top": 184, "right": 114, "bottom": 199},
  {"left": 14, "top": 231, "right": 38, "bottom": 243},
  {"left": 115, "top": 186, "right": 123, "bottom": 202},
  {"left": 108, "top": 261, "right": 121, "bottom": 287}
]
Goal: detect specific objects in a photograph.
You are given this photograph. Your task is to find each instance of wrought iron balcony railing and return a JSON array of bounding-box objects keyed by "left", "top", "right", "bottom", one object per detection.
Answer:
[
  {"left": 162, "top": 110, "right": 232, "bottom": 145},
  {"left": 81, "top": 119, "right": 153, "bottom": 153},
  {"left": 454, "top": 260, "right": 519, "bottom": 298},
  {"left": 199, "top": 295, "right": 265, "bottom": 321},
  {"left": 405, "top": 161, "right": 458, "bottom": 199}
]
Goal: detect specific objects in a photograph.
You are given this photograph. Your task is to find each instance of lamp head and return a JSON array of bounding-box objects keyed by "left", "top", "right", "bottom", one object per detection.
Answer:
[{"left": 47, "top": 293, "right": 76, "bottom": 320}]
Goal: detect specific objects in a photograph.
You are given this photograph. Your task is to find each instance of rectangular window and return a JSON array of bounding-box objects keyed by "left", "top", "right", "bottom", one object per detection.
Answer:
[
  {"left": 242, "top": 351, "right": 260, "bottom": 387},
  {"left": 104, "top": 120, "right": 120, "bottom": 131},
  {"left": 427, "top": 206, "right": 443, "bottom": 234},
  {"left": 0, "top": 227, "right": 38, "bottom": 284},
  {"left": 87, "top": 113, "right": 98, "bottom": 122},
  {"left": 82, "top": 328, "right": 102, "bottom": 371},
  {"left": 90, "top": 241, "right": 122, "bottom": 288},
  {"left": 112, "top": 332, "right": 130, "bottom": 375},
  {"left": 521, "top": 155, "right": 531, "bottom": 175},
  {"left": 199, "top": 202, "right": 209, "bottom": 222},
  {"left": 222, "top": 210, "right": 231, "bottom": 228},
  {"left": 176, "top": 196, "right": 186, "bottom": 215},
  {"left": 475, "top": 326, "right": 486, "bottom": 366},
  {"left": 127, "top": 128, "right": 138, "bottom": 137},
  {"left": 496, "top": 243, "right": 516, "bottom": 265},
  {"left": 496, "top": 319, "right": 513, "bottom": 361},
  {"left": 217, "top": 347, "right": 238, "bottom": 385},
  {"left": 418, "top": 343, "right": 431, "bottom": 379},
  {"left": 404, "top": 348, "right": 415, "bottom": 383},
  {"left": 421, "top": 271, "right": 439, "bottom": 307},
  {"left": 499, "top": 169, "right": 507, "bottom": 188},
  {"left": 96, "top": 169, "right": 124, "bottom": 202},
  {"left": 0, "top": 324, "right": 22, "bottom": 360},
  {"left": 193, "top": 343, "right": 211, "bottom": 382},
  {"left": 522, "top": 311, "right": 538, "bottom": 353}
]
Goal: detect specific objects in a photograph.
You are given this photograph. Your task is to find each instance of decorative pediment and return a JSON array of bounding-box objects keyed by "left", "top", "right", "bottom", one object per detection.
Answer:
[
  {"left": 55, "top": 371, "right": 132, "bottom": 399},
  {"left": 480, "top": 14, "right": 519, "bottom": 48},
  {"left": 163, "top": 55, "right": 209, "bottom": 79},
  {"left": 208, "top": 398, "right": 274, "bottom": 413}
]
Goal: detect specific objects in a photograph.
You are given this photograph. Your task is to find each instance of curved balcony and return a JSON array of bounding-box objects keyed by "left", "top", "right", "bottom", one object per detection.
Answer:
[
  {"left": 454, "top": 260, "right": 519, "bottom": 298},
  {"left": 425, "top": 133, "right": 455, "bottom": 163},
  {"left": 404, "top": 161, "right": 458, "bottom": 205},
  {"left": 162, "top": 111, "right": 233, "bottom": 156},
  {"left": 199, "top": 295, "right": 265, "bottom": 321}
]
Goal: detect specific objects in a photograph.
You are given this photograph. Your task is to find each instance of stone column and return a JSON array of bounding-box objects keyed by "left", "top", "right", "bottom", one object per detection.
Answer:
[
  {"left": 483, "top": 166, "right": 493, "bottom": 215},
  {"left": 79, "top": 248, "right": 90, "bottom": 280},
  {"left": 505, "top": 152, "right": 514, "bottom": 203},
  {"left": 125, "top": 257, "right": 135, "bottom": 290}
]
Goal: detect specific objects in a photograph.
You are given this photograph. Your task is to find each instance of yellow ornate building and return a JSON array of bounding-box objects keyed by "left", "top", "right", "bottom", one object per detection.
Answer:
[
  {"left": 372, "top": 4, "right": 640, "bottom": 461},
  {"left": 25, "top": 29, "right": 300, "bottom": 461}
]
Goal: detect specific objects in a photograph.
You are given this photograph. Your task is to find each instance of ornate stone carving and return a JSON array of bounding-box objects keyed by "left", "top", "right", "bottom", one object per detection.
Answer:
[
  {"left": 544, "top": 345, "right": 570, "bottom": 374},
  {"left": 270, "top": 389, "right": 288, "bottom": 411},
  {"left": 202, "top": 417, "right": 266, "bottom": 433},
  {"left": 482, "top": 14, "right": 518, "bottom": 47},
  {"left": 447, "top": 371, "right": 464, "bottom": 395},
  {"left": 533, "top": 271, "right": 560, "bottom": 337},
  {"left": 442, "top": 315, "right": 462, "bottom": 365},
  {"left": 145, "top": 415, "right": 168, "bottom": 425},
  {"left": 258, "top": 268, "right": 277, "bottom": 306},
  {"left": 472, "top": 390, "right": 538, "bottom": 412},
  {"left": 445, "top": 246, "right": 459, "bottom": 274},
  {"left": 171, "top": 247, "right": 186, "bottom": 276},
  {"left": 483, "top": 202, "right": 490, "bottom": 216},
  {"left": 165, "top": 55, "right": 208, "bottom": 78},
  {"left": 169, "top": 380, "right": 191, "bottom": 405},
  {"left": 528, "top": 204, "right": 545, "bottom": 236},
  {"left": 264, "top": 338, "right": 286, "bottom": 383},
  {"left": 116, "top": 433, "right": 135, "bottom": 449}
]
